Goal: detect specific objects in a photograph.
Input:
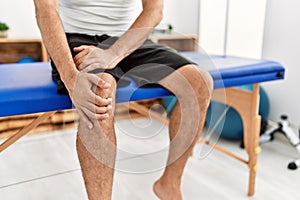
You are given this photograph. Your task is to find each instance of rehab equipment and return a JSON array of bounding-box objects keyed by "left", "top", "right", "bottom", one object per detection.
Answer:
[
  {"left": 260, "top": 115, "right": 300, "bottom": 170},
  {"left": 205, "top": 85, "right": 270, "bottom": 140}
]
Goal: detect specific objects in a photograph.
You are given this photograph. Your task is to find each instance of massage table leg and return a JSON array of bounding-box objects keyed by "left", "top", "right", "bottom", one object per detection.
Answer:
[
  {"left": 0, "top": 111, "right": 57, "bottom": 153},
  {"left": 211, "top": 84, "right": 261, "bottom": 196},
  {"left": 244, "top": 84, "right": 261, "bottom": 196}
]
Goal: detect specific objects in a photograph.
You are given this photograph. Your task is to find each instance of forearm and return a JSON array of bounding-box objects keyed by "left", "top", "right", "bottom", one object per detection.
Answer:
[
  {"left": 108, "top": 0, "right": 163, "bottom": 66},
  {"left": 34, "top": 1, "right": 78, "bottom": 90}
]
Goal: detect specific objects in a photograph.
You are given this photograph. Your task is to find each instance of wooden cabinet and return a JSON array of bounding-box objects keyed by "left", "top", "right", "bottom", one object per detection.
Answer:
[
  {"left": 150, "top": 34, "right": 198, "bottom": 52},
  {"left": 0, "top": 38, "right": 48, "bottom": 63},
  {"left": 0, "top": 35, "right": 197, "bottom": 64}
]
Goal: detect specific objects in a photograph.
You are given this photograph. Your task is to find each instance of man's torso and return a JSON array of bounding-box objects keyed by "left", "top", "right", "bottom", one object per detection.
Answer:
[{"left": 59, "top": 0, "right": 137, "bottom": 36}]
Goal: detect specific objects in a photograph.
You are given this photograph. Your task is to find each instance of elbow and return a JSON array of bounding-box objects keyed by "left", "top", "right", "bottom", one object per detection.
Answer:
[
  {"left": 155, "top": 9, "right": 163, "bottom": 26},
  {"left": 151, "top": 0, "right": 163, "bottom": 26},
  {"left": 148, "top": 8, "right": 162, "bottom": 27},
  {"left": 34, "top": 8, "right": 42, "bottom": 24},
  {"left": 34, "top": 3, "right": 57, "bottom": 24},
  {"left": 143, "top": 1, "right": 163, "bottom": 27},
  {"left": 35, "top": 8, "right": 45, "bottom": 29},
  {"left": 35, "top": 10, "right": 44, "bottom": 29}
]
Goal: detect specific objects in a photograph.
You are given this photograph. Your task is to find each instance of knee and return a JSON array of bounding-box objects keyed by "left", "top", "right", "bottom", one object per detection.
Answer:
[
  {"left": 196, "top": 67, "right": 214, "bottom": 96},
  {"left": 179, "top": 64, "right": 213, "bottom": 99},
  {"left": 94, "top": 73, "right": 116, "bottom": 99},
  {"left": 93, "top": 72, "right": 116, "bottom": 121}
]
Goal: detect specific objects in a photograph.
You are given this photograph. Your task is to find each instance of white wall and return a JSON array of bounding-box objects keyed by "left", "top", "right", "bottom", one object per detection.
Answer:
[
  {"left": 0, "top": 0, "right": 40, "bottom": 38},
  {"left": 262, "top": 0, "right": 300, "bottom": 125},
  {"left": 0, "top": 0, "right": 199, "bottom": 39},
  {"left": 199, "top": 0, "right": 267, "bottom": 58},
  {"left": 226, "top": 0, "right": 266, "bottom": 58},
  {"left": 131, "top": 0, "right": 200, "bottom": 35},
  {"left": 163, "top": 0, "right": 199, "bottom": 35},
  {"left": 199, "top": 0, "right": 228, "bottom": 55}
]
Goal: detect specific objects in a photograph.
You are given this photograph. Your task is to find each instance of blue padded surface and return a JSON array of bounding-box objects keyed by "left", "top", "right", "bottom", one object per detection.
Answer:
[
  {"left": 0, "top": 63, "right": 72, "bottom": 117},
  {"left": 0, "top": 52, "right": 285, "bottom": 117},
  {"left": 181, "top": 52, "right": 285, "bottom": 89}
]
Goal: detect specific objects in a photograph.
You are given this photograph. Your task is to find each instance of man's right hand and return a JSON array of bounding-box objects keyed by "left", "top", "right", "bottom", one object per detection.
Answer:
[{"left": 67, "top": 72, "right": 112, "bottom": 129}]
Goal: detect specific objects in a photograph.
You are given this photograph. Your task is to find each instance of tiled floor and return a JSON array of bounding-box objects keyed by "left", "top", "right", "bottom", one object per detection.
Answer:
[{"left": 0, "top": 118, "right": 300, "bottom": 200}]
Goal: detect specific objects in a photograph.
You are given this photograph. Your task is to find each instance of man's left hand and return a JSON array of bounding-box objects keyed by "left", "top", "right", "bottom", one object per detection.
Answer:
[{"left": 73, "top": 45, "right": 117, "bottom": 73}]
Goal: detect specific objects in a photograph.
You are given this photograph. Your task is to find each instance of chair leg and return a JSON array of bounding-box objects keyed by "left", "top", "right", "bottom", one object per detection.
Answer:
[{"left": 0, "top": 111, "right": 56, "bottom": 153}]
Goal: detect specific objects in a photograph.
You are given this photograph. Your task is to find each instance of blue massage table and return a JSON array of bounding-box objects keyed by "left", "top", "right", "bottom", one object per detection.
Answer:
[{"left": 0, "top": 52, "right": 284, "bottom": 196}]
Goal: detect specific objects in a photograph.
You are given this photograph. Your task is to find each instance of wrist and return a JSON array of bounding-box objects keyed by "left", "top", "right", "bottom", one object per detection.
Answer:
[
  {"left": 61, "top": 69, "right": 79, "bottom": 94},
  {"left": 106, "top": 47, "right": 123, "bottom": 69}
]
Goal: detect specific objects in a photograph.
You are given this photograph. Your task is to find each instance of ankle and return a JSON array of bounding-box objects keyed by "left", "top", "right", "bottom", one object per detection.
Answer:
[
  {"left": 153, "top": 179, "right": 182, "bottom": 200},
  {"left": 155, "top": 178, "right": 181, "bottom": 190}
]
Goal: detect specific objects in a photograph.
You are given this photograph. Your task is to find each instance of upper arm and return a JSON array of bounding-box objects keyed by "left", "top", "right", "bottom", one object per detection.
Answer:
[
  {"left": 33, "top": 0, "right": 59, "bottom": 14},
  {"left": 141, "top": 0, "right": 163, "bottom": 22},
  {"left": 142, "top": 0, "right": 163, "bottom": 13}
]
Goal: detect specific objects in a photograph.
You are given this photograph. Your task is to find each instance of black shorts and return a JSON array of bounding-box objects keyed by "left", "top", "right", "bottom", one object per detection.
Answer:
[{"left": 51, "top": 33, "right": 195, "bottom": 94}]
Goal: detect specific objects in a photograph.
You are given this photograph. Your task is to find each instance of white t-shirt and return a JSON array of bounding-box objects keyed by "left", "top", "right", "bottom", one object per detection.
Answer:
[{"left": 59, "top": 0, "right": 138, "bottom": 36}]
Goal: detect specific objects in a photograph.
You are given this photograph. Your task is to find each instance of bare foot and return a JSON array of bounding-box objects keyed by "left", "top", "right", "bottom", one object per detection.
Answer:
[{"left": 153, "top": 179, "right": 182, "bottom": 200}]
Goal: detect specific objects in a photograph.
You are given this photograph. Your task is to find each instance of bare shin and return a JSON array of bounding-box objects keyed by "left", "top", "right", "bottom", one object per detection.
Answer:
[
  {"left": 154, "top": 65, "right": 213, "bottom": 200},
  {"left": 76, "top": 73, "right": 117, "bottom": 200}
]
